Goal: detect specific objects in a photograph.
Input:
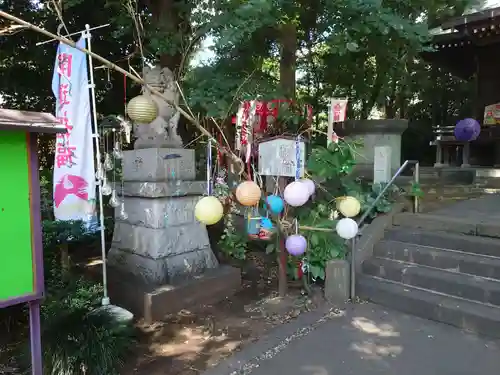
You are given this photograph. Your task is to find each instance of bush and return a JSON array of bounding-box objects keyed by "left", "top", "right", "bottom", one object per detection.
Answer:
[
  {"left": 18, "top": 278, "right": 136, "bottom": 375},
  {"left": 40, "top": 307, "right": 135, "bottom": 375},
  {"left": 14, "top": 171, "right": 136, "bottom": 374}
]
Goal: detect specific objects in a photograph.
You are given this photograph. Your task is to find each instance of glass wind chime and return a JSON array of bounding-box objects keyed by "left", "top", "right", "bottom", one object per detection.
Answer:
[{"left": 97, "top": 119, "right": 128, "bottom": 220}]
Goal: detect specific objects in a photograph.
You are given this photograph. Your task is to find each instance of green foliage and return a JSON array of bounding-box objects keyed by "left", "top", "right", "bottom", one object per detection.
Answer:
[
  {"left": 288, "top": 139, "right": 399, "bottom": 281},
  {"left": 218, "top": 217, "right": 249, "bottom": 260},
  {"left": 17, "top": 219, "right": 135, "bottom": 375},
  {"left": 295, "top": 204, "right": 346, "bottom": 281},
  {"left": 37, "top": 304, "right": 135, "bottom": 375},
  {"left": 410, "top": 181, "right": 425, "bottom": 198}
]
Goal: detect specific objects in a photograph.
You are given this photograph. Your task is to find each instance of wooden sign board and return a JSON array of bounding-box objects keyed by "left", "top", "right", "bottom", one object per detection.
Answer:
[
  {"left": 258, "top": 137, "right": 306, "bottom": 177},
  {"left": 484, "top": 103, "right": 500, "bottom": 125}
]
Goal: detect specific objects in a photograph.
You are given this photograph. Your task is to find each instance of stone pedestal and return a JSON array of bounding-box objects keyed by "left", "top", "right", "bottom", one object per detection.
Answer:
[
  {"left": 344, "top": 119, "right": 408, "bottom": 174},
  {"left": 108, "top": 148, "right": 218, "bottom": 284},
  {"left": 106, "top": 148, "right": 241, "bottom": 322},
  {"left": 324, "top": 260, "right": 350, "bottom": 306}
]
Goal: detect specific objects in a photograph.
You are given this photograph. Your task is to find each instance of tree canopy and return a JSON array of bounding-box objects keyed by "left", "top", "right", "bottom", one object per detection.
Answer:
[{"left": 0, "top": 0, "right": 476, "bottom": 156}]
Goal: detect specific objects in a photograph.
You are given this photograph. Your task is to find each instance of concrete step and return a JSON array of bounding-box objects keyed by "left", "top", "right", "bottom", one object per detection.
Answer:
[
  {"left": 385, "top": 228, "right": 500, "bottom": 257},
  {"left": 374, "top": 239, "right": 500, "bottom": 280},
  {"left": 357, "top": 275, "right": 500, "bottom": 338},
  {"left": 363, "top": 257, "right": 500, "bottom": 306},
  {"left": 393, "top": 212, "right": 500, "bottom": 238}
]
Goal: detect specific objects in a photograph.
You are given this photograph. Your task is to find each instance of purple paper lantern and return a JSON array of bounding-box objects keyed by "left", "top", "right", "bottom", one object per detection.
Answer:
[
  {"left": 454, "top": 118, "right": 481, "bottom": 142},
  {"left": 285, "top": 234, "right": 307, "bottom": 256}
]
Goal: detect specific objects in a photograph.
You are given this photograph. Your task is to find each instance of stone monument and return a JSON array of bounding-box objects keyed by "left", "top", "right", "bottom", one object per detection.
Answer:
[
  {"left": 343, "top": 119, "right": 408, "bottom": 176},
  {"left": 106, "top": 66, "right": 240, "bottom": 321}
]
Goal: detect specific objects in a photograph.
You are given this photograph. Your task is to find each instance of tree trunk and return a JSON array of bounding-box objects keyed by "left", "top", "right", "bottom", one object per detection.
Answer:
[
  {"left": 279, "top": 23, "right": 297, "bottom": 98},
  {"left": 148, "top": 0, "right": 193, "bottom": 77}
]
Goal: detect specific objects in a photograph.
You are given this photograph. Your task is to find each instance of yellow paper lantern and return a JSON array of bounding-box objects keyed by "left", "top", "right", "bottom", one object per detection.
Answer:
[
  {"left": 337, "top": 196, "right": 361, "bottom": 218},
  {"left": 235, "top": 181, "right": 262, "bottom": 206},
  {"left": 127, "top": 95, "right": 158, "bottom": 123},
  {"left": 195, "top": 196, "right": 224, "bottom": 225}
]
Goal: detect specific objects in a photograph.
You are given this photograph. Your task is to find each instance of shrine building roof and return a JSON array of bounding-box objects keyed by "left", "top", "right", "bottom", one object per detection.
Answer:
[
  {"left": 423, "top": 1, "right": 500, "bottom": 79},
  {"left": 0, "top": 109, "right": 66, "bottom": 134}
]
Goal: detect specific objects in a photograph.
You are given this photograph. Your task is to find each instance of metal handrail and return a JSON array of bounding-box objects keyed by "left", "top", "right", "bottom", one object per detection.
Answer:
[{"left": 350, "top": 159, "right": 420, "bottom": 300}]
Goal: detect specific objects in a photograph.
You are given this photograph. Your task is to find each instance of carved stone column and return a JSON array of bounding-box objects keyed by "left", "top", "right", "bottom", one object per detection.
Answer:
[
  {"left": 443, "top": 146, "right": 450, "bottom": 166},
  {"left": 462, "top": 142, "right": 471, "bottom": 168},
  {"left": 434, "top": 142, "right": 443, "bottom": 167}
]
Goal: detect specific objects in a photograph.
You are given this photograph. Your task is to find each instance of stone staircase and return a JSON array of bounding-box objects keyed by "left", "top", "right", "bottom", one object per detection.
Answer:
[{"left": 358, "top": 211, "right": 500, "bottom": 338}]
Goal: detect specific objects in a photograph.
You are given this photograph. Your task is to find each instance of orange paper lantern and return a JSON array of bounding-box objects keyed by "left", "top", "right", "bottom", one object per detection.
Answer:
[{"left": 236, "top": 181, "right": 262, "bottom": 206}]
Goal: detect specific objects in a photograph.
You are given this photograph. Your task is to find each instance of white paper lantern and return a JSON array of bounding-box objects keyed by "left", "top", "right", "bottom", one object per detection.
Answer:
[
  {"left": 284, "top": 181, "right": 310, "bottom": 207},
  {"left": 300, "top": 179, "right": 316, "bottom": 196},
  {"left": 337, "top": 196, "right": 361, "bottom": 218},
  {"left": 127, "top": 95, "right": 158, "bottom": 123},
  {"left": 336, "top": 218, "right": 358, "bottom": 240}
]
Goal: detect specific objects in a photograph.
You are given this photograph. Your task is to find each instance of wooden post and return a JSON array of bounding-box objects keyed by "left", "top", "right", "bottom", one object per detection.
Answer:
[{"left": 277, "top": 176, "right": 288, "bottom": 296}]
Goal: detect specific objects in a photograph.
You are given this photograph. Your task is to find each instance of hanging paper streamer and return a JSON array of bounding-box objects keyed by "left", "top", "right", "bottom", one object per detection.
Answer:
[
  {"left": 207, "top": 138, "right": 212, "bottom": 195},
  {"left": 295, "top": 135, "right": 301, "bottom": 181}
]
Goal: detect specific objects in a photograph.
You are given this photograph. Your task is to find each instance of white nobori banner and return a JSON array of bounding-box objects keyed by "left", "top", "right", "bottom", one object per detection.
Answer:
[
  {"left": 327, "top": 98, "right": 348, "bottom": 145},
  {"left": 52, "top": 36, "right": 97, "bottom": 223}
]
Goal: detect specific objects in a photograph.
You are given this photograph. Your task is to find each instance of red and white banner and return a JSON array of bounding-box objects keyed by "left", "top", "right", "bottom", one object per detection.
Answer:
[
  {"left": 235, "top": 99, "right": 313, "bottom": 152},
  {"left": 51, "top": 37, "right": 96, "bottom": 223},
  {"left": 327, "top": 98, "right": 348, "bottom": 145}
]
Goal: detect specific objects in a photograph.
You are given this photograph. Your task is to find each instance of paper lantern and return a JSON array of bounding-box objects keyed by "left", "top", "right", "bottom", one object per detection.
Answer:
[
  {"left": 336, "top": 218, "right": 358, "bottom": 240},
  {"left": 285, "top": 234, "right": 307, "bottom": 256},
  {"left": 127, "top": 95, "right": 158, "bottom": 123},
  {"left": 195, "top": 196, "right": 224, "bottom": 225},
  {"left": 454, "top": 118, "right": 481, "bottom": 142},
  {"left": 337, "top": 196, "right": 361, "bottom": 218},
  {"left": 236, "top": 181, "right": 262, "bottom": 206},
  {"left": 284, "top": 181, "right": 310, "bottom": 207},
  {"left": 266, "top": 195, "right": 284, "bottom": 214},
  {"left": 300, "top": 179, "right": 316, "bottom": 196},
  {"left": 261, "top": 217, "right": 273, "bottom": 229}
]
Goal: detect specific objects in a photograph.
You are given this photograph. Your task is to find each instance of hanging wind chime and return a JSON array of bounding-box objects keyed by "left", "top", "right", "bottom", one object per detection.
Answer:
[{"left": 102, "top": 72, "right": 129, "bottom": 220}]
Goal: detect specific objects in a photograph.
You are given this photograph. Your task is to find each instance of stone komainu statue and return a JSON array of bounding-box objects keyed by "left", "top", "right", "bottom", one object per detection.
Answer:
[{"left": 133, "top": 65, "right": 183, "bottom": 149}]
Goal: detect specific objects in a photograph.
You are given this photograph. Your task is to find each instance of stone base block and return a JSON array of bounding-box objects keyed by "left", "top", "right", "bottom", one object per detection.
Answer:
[
  {"left": 107, "top": 244, "right": 218, "bottom": 285},
  {"left": 123, "top": 148, "right": 196, "bottom": 182},
  {"left": 115, "top": 196, "right": 203, "bottom": 229},
  {"left": 110, "top": 221, "right": 212, "bottom": 258},
  {"left": 324, "top": 259, "right": 350, "bottom": 306},
  {"left": 121, "top": 181, "right": 206, "bottom": 198},
  {"left": 91, "top": 265, "right": 241, "bottom": 323}
]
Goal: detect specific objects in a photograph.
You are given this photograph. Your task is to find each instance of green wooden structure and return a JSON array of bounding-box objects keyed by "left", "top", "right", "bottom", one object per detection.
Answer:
[{"left": 0, "top": 108, "right": 65, "bottom": 375}]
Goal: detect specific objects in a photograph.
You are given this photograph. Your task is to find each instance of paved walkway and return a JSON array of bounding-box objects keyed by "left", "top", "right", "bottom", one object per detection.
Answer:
[
  {"left": 431, "top": 193, "right": 500, "bottom": 221},
  {"left": 203, "top": 303, "right": 500, "bottom": 375}
]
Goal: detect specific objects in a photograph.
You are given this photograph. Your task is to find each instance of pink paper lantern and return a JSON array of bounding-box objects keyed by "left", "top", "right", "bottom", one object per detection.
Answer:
[
  {"left": 285, "top": 234, "right": 307, "bottom": 256},
  {"left": 284, "top": 181, "right": 310, "bottom": 207},
  {"left": 300, "top": 179, "right": 315, "bottom": 196}
]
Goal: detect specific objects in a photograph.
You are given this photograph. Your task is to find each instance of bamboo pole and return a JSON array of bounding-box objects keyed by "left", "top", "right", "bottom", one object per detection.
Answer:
[{"left": 0, "top": 10, "right": 245, "bottom": 173}]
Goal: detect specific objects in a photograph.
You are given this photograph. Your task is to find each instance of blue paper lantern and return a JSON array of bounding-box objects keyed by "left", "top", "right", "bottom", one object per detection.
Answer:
[
  {"left": 454, "top": 118, "right": 481, "bottom": 142},
  {"left": 261, "top": 217, "right": 273, "bottom": 229},
  {"left": 266, "top": 195, "right": 284, "bottom": 215}
]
